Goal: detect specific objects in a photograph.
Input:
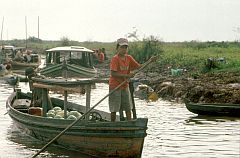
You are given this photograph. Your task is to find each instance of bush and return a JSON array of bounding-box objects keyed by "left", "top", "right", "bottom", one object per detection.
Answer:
[{"left": 128, "top": 36, "right": 163, "bottom": 63}]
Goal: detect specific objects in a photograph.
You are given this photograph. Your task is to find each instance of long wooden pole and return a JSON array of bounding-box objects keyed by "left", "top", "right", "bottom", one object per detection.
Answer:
[
  {"left": 31, "top": 56, "right": 157, "bottom": 158},
  {"left": 1, "top": 17, "right": 4, "bottom": 46},
  {"left": 25, "top": 16, "right": 28, "bottom": 48},
  {"left": 38, "top": 16, "right": 39, "bottom": 40}
]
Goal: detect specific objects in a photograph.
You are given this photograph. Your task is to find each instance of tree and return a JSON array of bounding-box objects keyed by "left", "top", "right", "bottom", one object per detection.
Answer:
[
  {"left": 28, "top": 36, "right": 42, "bottom": 43},
  {"left": 60, "top": 36, "right": 70, "bottom": 46}
]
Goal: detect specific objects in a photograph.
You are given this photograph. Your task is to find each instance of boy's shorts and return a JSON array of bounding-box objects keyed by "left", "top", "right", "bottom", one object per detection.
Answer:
[{"left": 109, "top": 87, "right": 132, "bottom": 112}]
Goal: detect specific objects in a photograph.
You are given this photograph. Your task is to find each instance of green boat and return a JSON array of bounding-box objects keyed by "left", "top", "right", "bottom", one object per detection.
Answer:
[
  {"left": 6, "top": 77, "right": 148, "bottom": 157},
  {"left": 185, "top": 101, "right": 240, "bottom": 117},
  {"left": 40, "top": 46, "right": 97, "bottom": 78}
]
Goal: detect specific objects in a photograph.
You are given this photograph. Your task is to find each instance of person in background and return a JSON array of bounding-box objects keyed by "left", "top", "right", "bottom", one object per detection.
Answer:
[
  {"left": 93, "top": 49, "right": 99, "bottom": 65},
  {"left": 14, "top": 49, "right": 24, "bottom": 62},
  {"left": 98, "top": 48, "right": 105, "bottom": 63},
  {"left": 24, "top": 50, "right": 32, "bottom": 63},
  {"left": 101, "top": 48, "right": 108, "bottom": 60},
  {"left": 0, "top": 62, "right": 12, "bottom": 76}
]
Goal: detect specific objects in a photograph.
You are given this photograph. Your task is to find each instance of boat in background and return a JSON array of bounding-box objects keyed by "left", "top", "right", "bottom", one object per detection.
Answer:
[
  {"left": 6, "top": 77, "right": 148, "bottom": 157},
  {"left": 0, "top": 45, "right": 41, "bottom": 72},
  {"left": 185, "top": 101, "right": 240, "bottom": 117},
  {"left": 40, "top": 46, "right": 97, "bottom": 78},
  {"left": 0, "top": 45, "right": 15, "bottom": 64}
]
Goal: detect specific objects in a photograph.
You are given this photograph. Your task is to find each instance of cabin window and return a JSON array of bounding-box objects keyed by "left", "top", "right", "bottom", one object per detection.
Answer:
[
  {"left": 69, "top": 52, "right": 86, "bottom": 66},
  {"left": 46, "top": 52, "right": 52, "bottom": 64},
  {"left": 71, "top": 52, "right": 83, "bottom": 59},
  {"left": 45, "top": 51, "right": 93, "bottom": 68}
]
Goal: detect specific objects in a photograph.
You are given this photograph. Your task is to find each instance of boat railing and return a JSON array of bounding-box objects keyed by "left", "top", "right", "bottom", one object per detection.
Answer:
[
  {"left": 30, "top": 77, "right": 139, "bottom": 122},
  {"left": 31, "top": 77, "right": 109, "bottom": 120}
]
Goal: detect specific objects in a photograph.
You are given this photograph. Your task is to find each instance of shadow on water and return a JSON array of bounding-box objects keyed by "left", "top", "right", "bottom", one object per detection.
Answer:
[{"left": 185, "top": 115, "right": 240, "bottom": 125}]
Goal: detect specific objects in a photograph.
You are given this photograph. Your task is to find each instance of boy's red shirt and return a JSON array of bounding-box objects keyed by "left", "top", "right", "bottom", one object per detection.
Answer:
[{"left": 109, "top": 54, "right": 140, "bottom": 89}]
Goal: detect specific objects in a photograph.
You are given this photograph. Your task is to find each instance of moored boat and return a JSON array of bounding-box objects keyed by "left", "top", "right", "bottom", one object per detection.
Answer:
[
  {"left": 0, "top": 45, "right": 41, "bottom": 71},
  {"left": 40, "top": 46, "right": 97, "bottom": 78},
  {"left": 6, "top": 77, "right": 148, "bottom": 157},
  {"left": 185, "top": 102, "right": 240, "bottom": 117},
  {"left": 11, "top": 58, "right": 41, "bottom": 70}
]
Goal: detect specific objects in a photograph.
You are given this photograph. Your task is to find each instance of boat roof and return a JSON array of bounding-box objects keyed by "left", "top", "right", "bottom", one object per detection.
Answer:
[
  {"left": 14, "top": 47, "right": 25, "bottom": 50},
  {"left": 46, "top": 46, "right": 94, "bottom": 53},
  {"left": 0, "top": 45, "right": 15, "bottom": 50},
  {"left": 0, "top": 45, "right": 25, "bottom": 51}
]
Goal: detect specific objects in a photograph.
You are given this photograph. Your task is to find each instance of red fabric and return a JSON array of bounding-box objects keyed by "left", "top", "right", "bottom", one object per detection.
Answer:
[
  {"left": 109, "top": 54, "right": 140, "bottom": 89},
  {"left": 98, "top": 52, "right": 105, "bottom": 63}
]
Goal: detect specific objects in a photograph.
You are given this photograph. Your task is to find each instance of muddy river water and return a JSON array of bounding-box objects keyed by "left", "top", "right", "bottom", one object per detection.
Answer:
[{"left": 0, "top": 81, "right": 239, "bottom": 158}]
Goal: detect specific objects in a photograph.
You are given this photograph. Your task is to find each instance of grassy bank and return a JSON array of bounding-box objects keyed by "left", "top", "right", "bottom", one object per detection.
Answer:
[
  {"left": 2, "top": 39, "right": 240, "bottom": 75},
  {"left": 159, "top": 42, "right": 240, "bottom": 75}
]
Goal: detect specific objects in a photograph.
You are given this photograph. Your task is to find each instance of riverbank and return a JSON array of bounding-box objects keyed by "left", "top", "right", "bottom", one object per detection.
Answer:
[
  {"left": 96, "top": 61, "right": 240, "bottom": 104},
  {"left": 138, "top": 63, "right": 240, "bottom": 104}
]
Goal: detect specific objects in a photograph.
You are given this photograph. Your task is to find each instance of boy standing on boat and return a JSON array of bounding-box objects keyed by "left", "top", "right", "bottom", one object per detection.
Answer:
[{"left": 109, "top": 38, "right": 141, "bottom": 122}]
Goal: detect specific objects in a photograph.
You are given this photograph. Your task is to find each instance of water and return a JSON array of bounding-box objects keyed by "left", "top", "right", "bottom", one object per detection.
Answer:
[{"left": 0, "top": 81, "right": 239, "bottom": 158}]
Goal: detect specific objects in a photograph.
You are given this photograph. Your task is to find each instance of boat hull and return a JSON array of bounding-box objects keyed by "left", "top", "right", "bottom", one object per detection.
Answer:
[
  {"left": 40, "top": 64, "right": 97, "bottom": 78},
  {"left": 6, "top": 92, "right": 147, "bottom": 157},
  {"left": 185, "top": 102, "right": 240, "bottom": 117},
  {"left": 11, "top": 61, "right": 40, "bottom": 70}
]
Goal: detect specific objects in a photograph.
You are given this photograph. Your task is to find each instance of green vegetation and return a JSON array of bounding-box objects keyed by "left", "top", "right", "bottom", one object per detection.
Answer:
[
  {"left": 128, "top": 35, "right": 163, "bottom": 63},
  {"left": 159, "top": 41, "right": 240, "bottom": 75},
  {"left": 2, "top": 37, "right": 240, "bottom": 75}
]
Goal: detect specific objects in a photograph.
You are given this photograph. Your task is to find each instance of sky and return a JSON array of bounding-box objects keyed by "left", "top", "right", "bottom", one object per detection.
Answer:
[{"left": 1, "top": 0, "right": 240, "bottom": 42}]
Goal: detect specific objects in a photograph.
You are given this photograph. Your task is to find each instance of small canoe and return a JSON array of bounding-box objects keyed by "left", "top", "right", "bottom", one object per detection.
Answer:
[{"left": 185, "top": 102, "right": 240, "bottom": 117}]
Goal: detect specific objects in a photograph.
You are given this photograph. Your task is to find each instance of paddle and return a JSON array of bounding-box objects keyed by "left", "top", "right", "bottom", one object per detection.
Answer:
[{"left": 31, "top": 55, "right": 158, "bottom": 158}]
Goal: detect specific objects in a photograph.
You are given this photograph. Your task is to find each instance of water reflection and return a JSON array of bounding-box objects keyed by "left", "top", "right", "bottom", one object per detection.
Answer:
[{"left": 185, "top": 115, "right": 240, "bottom": 125}]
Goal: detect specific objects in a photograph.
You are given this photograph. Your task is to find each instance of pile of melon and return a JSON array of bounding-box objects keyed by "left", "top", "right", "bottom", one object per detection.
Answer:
[{"left": 46, "top": 107, "right": 81, "bottom": 120}]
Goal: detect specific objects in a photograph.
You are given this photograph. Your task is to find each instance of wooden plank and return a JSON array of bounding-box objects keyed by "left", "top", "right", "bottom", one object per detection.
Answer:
[
  {"left": 42, "top": 88, "right": 48, "bottom": 117},
  {"left": 85, "top": 85, "right": 91, "bottom": 121},
  {"left": 33, "top": 83, "right": 84, "bottom": 93},
  {"left": 64, "top": 91, "right": 68, "bottom": 119}
]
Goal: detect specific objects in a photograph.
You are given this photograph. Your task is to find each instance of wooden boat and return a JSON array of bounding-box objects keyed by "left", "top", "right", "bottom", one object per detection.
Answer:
[
  {"left": 40, "top": 46, "right": 97, "bottom": 78},
  {"left": 0, "top": 45, "right": 41, "bottom": 70},
  {"left": 11, "top": 57, "right": 41, "bottom": 70},
  {"left": 185, "top": 102, "right": 240, "bottom": 117},
  {"left": 6, "top": 77, "right": 148, "bottom": 157},
  {"left": 0, "top": 45, "right": 15, "bottom": 63}
]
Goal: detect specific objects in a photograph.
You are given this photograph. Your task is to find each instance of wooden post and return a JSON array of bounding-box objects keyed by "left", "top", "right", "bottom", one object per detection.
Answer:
[
  {"left": 85, "top": 84, "right": 91, "bottom": 121},
  {"left": 64, "top": 91, "right": 67, "bottom": 119},
  {"left": 42, "top": 88, "right": 48, "bottom": 117},
  {"left": 62, "top": 57, "right": 67, "bottom": 78},
  {"left": 25, "top": 16, "right": 28, "bottom": 48},
  {"left": 129, "top": 80, "right": 137, "bottom": 119}
]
